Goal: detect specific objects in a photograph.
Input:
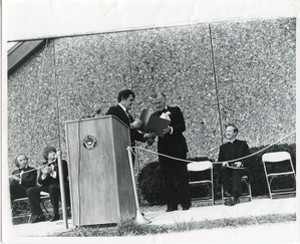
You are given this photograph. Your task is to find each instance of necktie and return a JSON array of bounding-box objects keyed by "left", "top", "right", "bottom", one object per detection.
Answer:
[{"left": 126, "top": 110, "right": 134, "bottom": 123}]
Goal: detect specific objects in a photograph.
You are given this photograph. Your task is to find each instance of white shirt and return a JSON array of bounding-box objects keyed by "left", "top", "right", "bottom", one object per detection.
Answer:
[
  {"left": 118, "top": 103, "right": 128, "bottom": 114},
  {"left": 159, "top": 107, "right": 173, "bottom": 134}
]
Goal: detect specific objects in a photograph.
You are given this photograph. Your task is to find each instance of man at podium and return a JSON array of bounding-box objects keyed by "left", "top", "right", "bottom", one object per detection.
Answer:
[{"left": 106, "top": 89, "right": 147, "bottom": 159}]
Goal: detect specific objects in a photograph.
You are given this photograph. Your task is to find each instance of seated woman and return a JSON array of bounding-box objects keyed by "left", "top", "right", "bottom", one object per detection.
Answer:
[
  {"left": 27, "top": 146, "right": 70, "bottom": 223},
  {"left": 9, "top": 154, "right": 37, "bottom": 201}
]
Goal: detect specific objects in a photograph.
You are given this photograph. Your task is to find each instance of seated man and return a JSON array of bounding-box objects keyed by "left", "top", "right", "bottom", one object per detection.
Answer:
[
  {"left": 218, "top": 124, "right": 251, "bottom": 206},
  {"left": 27, "top": 146, "right": 70, "bottom": 223},
  {"left": 9, "top": 154, "right": 37, "bottom": 201}
]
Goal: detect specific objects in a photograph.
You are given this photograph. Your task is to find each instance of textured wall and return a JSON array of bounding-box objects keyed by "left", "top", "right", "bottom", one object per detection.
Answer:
[
  {"left": 7, "top": 17, "right": 296, "bottom": 171},
  {"left": 212, "top": 18, "right": 296, "bottom": 147}
]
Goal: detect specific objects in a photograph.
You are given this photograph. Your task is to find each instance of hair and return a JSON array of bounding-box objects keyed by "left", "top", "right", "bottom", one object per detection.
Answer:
[
  {"left": 14, "top": 154, "right": 28, "bottom": 168},
  {"left": 43, "top": 146, "right": 57, "bottom": 160},
  {"left": 225, "top": 123, "right": 239, "bottom": 134},
  {"left": 117, "top": 89, "right": 135, "bottom": 103},
  {"left": 150, "top": 92, "right": 166, "bottom": 100}
]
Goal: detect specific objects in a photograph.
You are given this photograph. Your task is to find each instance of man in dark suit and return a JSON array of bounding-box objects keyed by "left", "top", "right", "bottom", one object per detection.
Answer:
[
  {"left": 106, "top": 89, "right": 147, "bottom": 154},
  {"left": 27, "top": 146, "right": 70, "bottom": 223},
  {"left": 148, "top": 92, "right": 191, "bottom": 212},
  {"left": 218, "top": 124, "right": 251, "bottom": 206},
  {"left": 9, "top": 154, "right": 37, "bottom": 201}
]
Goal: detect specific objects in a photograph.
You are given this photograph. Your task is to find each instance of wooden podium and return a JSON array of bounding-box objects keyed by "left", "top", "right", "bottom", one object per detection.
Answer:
[{"left": 65, "top": 115, "right": 136, "bottom": 226}]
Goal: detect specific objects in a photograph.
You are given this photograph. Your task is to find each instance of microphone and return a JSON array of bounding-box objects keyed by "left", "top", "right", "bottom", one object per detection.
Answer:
[
  {"left": 79, "top": 106, "right": 103, "bottom": 119},
  {"left": 91, "top": 106, "right": 102, "bottom": 118}
]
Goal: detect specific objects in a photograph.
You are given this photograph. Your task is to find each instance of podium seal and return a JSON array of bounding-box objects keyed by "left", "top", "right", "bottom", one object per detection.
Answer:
[{"left": 83, "top": 135, "right": 97, "bottom": 150}]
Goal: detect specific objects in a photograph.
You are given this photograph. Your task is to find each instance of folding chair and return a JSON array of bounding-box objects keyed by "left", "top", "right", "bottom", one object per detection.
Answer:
[
  {"left": 262, "top": 151, "right": 296, "bottom": 199},
  {"left": 12, "top": 191, "right": 50, "bottom": 223},
  {"left": 187, "top": 161, "right": 214, "bottom": 205},
  {"left": 221, "top": 175, "right": 252, "bottom": 204}
]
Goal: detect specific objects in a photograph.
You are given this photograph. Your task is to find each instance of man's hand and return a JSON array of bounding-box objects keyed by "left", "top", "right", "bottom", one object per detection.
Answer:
[
  {"left": 143, "top": 132, "right": 156, "bottom": 140},
  {"left": 222, "top": 162, "right": 229, "bottom": 167},
  {"left": 234, "top": 161, "right": 243, "bottom": 168},
  {"left": 9, "top": 175, "right": 20, "bottom": 181},
  {"left": 130, "top": 119, "right": 143, "bottom": 129},
  {"left": 144, "top": 132, "right": 156, "bottom": 146},
  {"left": 162, "top": 126, "right": 172, "bottom": 135},
  {"left": 146, "top": 137, "right": 155, "bottom": 146},
  {"left": 41, "top": 166, "right": 52, "bottom": 175}
]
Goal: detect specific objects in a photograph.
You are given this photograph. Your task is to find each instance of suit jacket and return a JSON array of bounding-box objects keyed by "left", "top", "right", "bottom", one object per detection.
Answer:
[
  {"left": 153, "top": 106, "right": 188, "bottom": 157},
  {"left": 12, "top": 165, "right": 37, "bottom": 187},
  {"left": 38, "top": 159, "right": 69, "bottom": 187},
  {"left": 106, "top": 104, "right": 144, "bottom": 145},
  {"left": 218, "top": 139, "right": 250, "bottom": 167}
]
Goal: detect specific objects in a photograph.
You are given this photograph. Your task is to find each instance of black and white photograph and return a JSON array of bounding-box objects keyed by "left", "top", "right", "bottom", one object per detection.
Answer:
[{"left": 2, "top": 0, "right": 299, "bottom": 243}]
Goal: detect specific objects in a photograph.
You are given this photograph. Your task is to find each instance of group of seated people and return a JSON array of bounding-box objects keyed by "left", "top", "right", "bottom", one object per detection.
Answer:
[{"left": 9, "top": 146, "right": 70, "bottom": 223}]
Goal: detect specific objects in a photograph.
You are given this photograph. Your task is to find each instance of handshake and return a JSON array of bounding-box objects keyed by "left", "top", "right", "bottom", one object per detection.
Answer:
[
  {"left": 130, "top": 118, "right": 143, "bottom": 130},
  {"left": 129, "top": 117, "right": 156, "bottom": 145},
  {"left": 143, "top": 132, "right": 157, "bottom": 146}
]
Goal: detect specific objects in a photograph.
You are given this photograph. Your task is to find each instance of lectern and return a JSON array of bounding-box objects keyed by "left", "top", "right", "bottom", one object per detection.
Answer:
[{"left": 65, "top": 115, "right": 136, "bottom": 226}]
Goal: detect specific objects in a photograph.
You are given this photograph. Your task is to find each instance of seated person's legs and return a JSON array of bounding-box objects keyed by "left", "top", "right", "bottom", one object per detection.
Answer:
[
  {"left": 26, "top": 186, "right": 46, "bottom": 223},
  {"left": 48, "top": 183, "right": 71, "bottom": 221},
  {"left": 64, "top": 183, "right": 71, "bottom": 208},
  {"left": 232, "top": 168, "right": 249, "bottom": 200},
  {"left": 10, "top": 182, "right": 28, "bottom": 201},
  {"left": 220, "top": 166, "right": 233, "bottom": 196},
  {"left": 48, "top": 184, "right": 60, "bottom": 221}
]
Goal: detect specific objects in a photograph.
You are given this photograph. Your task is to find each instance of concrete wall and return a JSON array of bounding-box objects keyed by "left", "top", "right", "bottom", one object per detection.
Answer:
[{"left": 7, "top": 17, "right": 296, "bottom": 170}]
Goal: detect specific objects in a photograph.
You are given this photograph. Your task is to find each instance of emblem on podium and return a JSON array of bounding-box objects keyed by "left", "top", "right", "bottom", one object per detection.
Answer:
[{"left": 83, "top": 135, "right": 97, "bottom": 150}]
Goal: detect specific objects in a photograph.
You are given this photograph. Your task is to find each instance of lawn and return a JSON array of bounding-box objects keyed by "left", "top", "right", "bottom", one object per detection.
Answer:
[{"left": 53, "top": 213, "right": 296, "bottom": 237}]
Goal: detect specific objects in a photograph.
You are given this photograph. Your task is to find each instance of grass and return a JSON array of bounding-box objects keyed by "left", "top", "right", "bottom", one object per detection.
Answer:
[{"left": 53, "top": 213, "right": 296, "bottom": 237}]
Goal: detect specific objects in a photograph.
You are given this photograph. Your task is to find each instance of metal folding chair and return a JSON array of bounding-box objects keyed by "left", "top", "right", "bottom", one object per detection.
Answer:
[
  {"left": 187, "top": 161, "right": 214, "bottom": 205},
  {"left": 262, "top": 151, "right": 296, "bottom": 199},
  {"left": 12, "top": 191, "right": 50, "bottom": 222}
]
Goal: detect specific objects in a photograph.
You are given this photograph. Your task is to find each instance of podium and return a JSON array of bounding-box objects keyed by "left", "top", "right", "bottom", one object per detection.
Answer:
[{"left": 65, "top": 115, "right": 136, "bottom": 226}]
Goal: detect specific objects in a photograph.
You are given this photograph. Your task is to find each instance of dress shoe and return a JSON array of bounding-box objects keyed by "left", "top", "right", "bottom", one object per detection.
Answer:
[
  {"left": 226, "top": 197, "right": 237, "bottom": 206},
  {"left": 166, "top": 208, "right": 178, "bottom": 212},
  {"left": 49, "top": 215, "right": 60, "bottom": 222},
  {"left": 182, "top": 204, "right": 191, "bottom": 211},
  {"left": 30, "top": 214, "right": 46, "bottom": 223}
]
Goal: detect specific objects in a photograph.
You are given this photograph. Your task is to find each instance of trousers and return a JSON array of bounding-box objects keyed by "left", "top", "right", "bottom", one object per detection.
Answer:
[
  {"left": 160, "top": 152, "right": 191, "bottom": 210},
  {"left": 27, "top": 183, "right": 70, "bottom": 216}
]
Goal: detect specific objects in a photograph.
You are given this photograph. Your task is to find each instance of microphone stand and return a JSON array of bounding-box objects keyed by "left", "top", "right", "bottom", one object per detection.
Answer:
[{"left": 57, "top": 151, "right": 68, "bottom": 229}]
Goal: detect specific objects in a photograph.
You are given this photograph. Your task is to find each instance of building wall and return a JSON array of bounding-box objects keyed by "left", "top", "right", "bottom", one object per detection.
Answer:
[{"left": 7, "top": 17, "right": 296, "bottom": 170}]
